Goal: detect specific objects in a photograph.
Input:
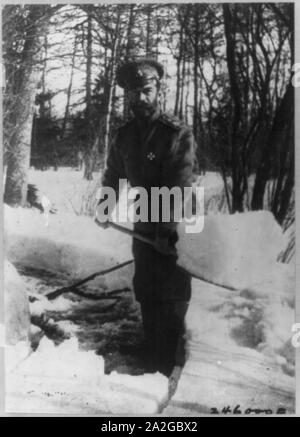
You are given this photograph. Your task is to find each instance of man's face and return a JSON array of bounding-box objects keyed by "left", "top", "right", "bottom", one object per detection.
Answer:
[{"left": 128, "top": 81, "right": 160, "bottom": 120}]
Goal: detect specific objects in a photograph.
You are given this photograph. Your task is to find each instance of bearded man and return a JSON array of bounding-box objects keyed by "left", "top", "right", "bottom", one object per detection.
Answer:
[{"left": 96, "top": 59, "right": 198, "bottom": 377}]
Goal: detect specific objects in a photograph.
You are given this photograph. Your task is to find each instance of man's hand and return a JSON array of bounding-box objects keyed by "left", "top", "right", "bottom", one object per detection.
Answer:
[
  {"left": 95, "top": 217, "right": 110, "bottom": 229},
  {"left": 95, "top": 201, "right": 110, "bottom": 229}
]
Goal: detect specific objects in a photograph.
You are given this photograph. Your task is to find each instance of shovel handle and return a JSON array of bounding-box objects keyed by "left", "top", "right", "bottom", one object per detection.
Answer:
[
  {"left": 109, "top": 220, "right": 157, "bottom": 247},
  {"left": 94, "top": 218, "right": 177, "bottom": 256},
  {"left": 95, "top": 217, "right": 156, "bottom": 245}
]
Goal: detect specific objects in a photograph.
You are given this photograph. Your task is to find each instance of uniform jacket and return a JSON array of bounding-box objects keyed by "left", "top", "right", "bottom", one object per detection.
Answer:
[{"left": 101, "top": 111, "right": 198, "bottom": 239}]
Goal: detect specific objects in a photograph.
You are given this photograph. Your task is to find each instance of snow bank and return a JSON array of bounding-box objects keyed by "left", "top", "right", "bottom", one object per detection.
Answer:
[
  {"left": 27, "top": 168, "right": 226, "bottom": 216},
  {"left": 17, "top": 336, "right": 105, "bottom": 380},
  {"left": 164, "top": 270, "right": 295, "bottom": 415},
  {"left": 238, "top": 262, "right": 295, "bottom": 375},
  {"left": 188, "top": 260, "right": 294, "bottom": 367},
  {"left": 30, "top": 294, "right": 76, "bottom": 316},
  {"left": 196, "top": 172, "right": 229, "bottom": 214},
  {"left": 28, "top": 168, "right": 102, "bottom": 215},
  {"left": 4, "top": 261, "right": 33, "bottom": 372},
  {"left": 4, "top": 204, "right": 168, "bottom": 414},
  {"left": 6, "top": 336, "right": 168, "bottom": 415},
  {"left": 5, "top": 206, "right": 286, "bottom": 293},
  {"left": 177, "top": 211, "right": 287, "bottom": 290},
  {"left": 4, "top": 195, "right": 294, "bottom": 414},
  {"left": 4, "top": 205, "right": 133, "bottom": 285},
  {"left": 4, "top": 260, "right": 31, "bottom": 346}
]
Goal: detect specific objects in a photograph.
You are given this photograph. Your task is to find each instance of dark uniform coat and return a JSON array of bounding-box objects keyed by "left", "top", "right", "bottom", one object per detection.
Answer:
[
  {"left": 102, "top": 111, "right": 198, "bottom": 303},
  {"left": 101, "top": 110, "right": 198, "bottom": 374}
]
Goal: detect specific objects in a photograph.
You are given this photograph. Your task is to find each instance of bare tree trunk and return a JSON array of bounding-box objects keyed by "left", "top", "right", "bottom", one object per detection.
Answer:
[
  {"left": 4, "top": 81, "right": 37, "bottom": 206},
  {"left": 61, "top": 34, "right": 77, "bottom": 139},
  {"left": 174, "top": 26, "right": 183, "bottom": 116},
  {"left": 145, "top": 5, "right": 152, "bottom": 56},
  {"left": 103, "top": 8, "right": 121, "bottom": 159},
  {"left": 123, "top": 4, "right": 136, "bottom": 119},
  {"left": 223, "top": 4, "right": 243, "bottom": 212},
  {"left": 41, "top": 35, "right": 48, "bottom": 96},
  {"left": 4, "top": 7, "right": 48, "bottom": 207},
  {"left": 179, "top": 50, "right": 186, "bottom": 120},
  {"left": 84, "top": 9, "right": 94, "bottom": 180},
  {"left": 252, "top": 82, "right": 294, "bottom": 220},
  {"left": 193, "top": 5, "right": 199, "bottom": 141},
  {"left": 184, "top": 61, "right": 191, "bottom": 125}
]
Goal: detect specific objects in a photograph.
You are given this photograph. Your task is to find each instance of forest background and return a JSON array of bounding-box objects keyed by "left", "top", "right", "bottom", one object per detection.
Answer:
[{"left": 2, "top": 3, "right": 295, "bottom": 245}]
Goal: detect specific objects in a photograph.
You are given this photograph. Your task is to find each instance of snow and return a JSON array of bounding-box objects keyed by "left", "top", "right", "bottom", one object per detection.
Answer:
[
  {"left": 4, "top": 205, "right": 133, "bottom": 282},
  {"left": 20, "top": 336, "right": 105, "bottom": 379},
  {"left": 4, "top": 232, "right": 169, "bottom": 414},
  {"left": 5, "top": 342, "right": 31, "bottom": 373},
  {"left": 196, "top": 172, "right": 229, "bottom": 214},
  {"left": 177, "top": 211, "right": 287, "bottom": 289},
  {"left": 165, "top": 274, "right": 295, "bottom": 415},
  {"left": 27, "top": 168, "right": 228, "bottom": 218},
  {"left": 4, "top": 168, "right": 295, "bottom": 414},
  {"left": 6, "top": 336, "right": 169, "bottom": 415},
  {"left": 4, "top": 260, "right": 31, "bottom": 346},
  {"left": 5, "top": 207, "right": 286, "bottom": 292},
  {"left": 30, "top": 294, "right": 76, "bottom": 316},
  {"left": 28, "top": 167, "right": 102, "bottom": 216}
]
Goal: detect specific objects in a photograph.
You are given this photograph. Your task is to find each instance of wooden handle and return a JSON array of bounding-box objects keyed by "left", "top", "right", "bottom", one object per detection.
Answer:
[
  {"left": 94, "top": 218, "right": 177, "bottom": 256},
  {"left": 95, "top": 218, "right": 155, "bottom": 246}
]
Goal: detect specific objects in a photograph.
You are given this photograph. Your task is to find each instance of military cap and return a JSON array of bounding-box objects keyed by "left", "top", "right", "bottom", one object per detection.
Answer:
[{"left": 116, "top": 59, "right": 164, "bottom": 90}]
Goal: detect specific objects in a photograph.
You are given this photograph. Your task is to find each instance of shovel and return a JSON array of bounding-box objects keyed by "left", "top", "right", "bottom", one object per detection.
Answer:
[
  {"left": 45, "top": 217, "right": 243, "bottom": 302},
  {"left": 94, "top": 217, "right": 177, "bottom": 256},
  {"left": 43, "top": 220, "right": 175, "bottom": 301},
  {"left": 94, "top": 217, "right": 237, "bottom": 290}
]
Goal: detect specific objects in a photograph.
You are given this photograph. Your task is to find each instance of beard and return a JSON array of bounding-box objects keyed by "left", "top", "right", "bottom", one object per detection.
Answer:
[{"left": 130, "top": 100, "right": 159, "bottom": 120}]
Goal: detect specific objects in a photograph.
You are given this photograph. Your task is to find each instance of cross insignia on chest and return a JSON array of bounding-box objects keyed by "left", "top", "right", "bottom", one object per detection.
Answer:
[{"left": 147, "top": 152, "right": 156, "bottom": 161}]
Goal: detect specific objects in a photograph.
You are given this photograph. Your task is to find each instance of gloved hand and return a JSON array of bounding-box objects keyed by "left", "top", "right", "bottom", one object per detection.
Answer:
[
  {"left": 95, "top": 216, "right": 110, "bottom": 229},
  {"left": 95, "top": 197, "right": 110, "bottom": 229}
]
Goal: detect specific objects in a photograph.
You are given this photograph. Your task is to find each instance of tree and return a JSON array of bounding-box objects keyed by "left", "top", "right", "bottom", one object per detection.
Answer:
[
  {"left": 222, "top": 3, "right": 293, "bottom": 216},
  {"left": 83, "top": 6, "right": 95, "bottom": 180},
  {"left": 251, "top": 3, "right": 294, "bottom": 223},
  {"left": 4, "top": 3, "right": 293, "bottom": 229},
  {"left": 223, "top": 3, "right": 244, "bottom": 212},
  {"left": 60, "top": 34, "right": 78, "bottom": 140},
  {"left": 123, "top": 4, "right": 138, "bottom": 119},
  {"left": 3, "top": 5, "right": 56, "bottom": 206}
]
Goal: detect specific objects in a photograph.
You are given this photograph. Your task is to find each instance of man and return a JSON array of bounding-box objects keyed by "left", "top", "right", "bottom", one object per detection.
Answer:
[{"left": 96, "top": 59, "right": 198, "bottom": 377}]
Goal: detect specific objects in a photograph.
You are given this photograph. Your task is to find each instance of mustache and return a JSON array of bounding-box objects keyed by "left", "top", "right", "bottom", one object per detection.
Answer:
[{"left": 132, "top": 102, "right": 153, "bottom": 110}]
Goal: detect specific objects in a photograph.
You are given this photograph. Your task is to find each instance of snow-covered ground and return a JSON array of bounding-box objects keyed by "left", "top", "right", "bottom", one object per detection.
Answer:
[
  {"left": 27, "top": 167, "right": 228, "bottom": 217},
  {"left": 4, "top": 246, "right": 169, "bottom": 414},
  {"left": 177, "top": 210, "right": 287, "bottom": 290},
  {"left": 28, "top": 167, "right": 102, "bottom": 216},
  {"left": 6, "top": 334, "right": 169, "bottom": 415},
  {"left": 3, "top": 168, "right": 295, "bottom": 414},
  {"left": 165, "top": 272, "right": 295, "bottom": 415}
]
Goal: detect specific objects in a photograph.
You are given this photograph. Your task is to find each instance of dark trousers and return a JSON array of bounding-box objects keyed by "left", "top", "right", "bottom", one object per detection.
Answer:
[
  {"left": 132, "top": 237, "right": 191, "bottom": 376},
  {"left": 140, "top": 300, "right": 189, "bottom": 376}
]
